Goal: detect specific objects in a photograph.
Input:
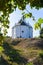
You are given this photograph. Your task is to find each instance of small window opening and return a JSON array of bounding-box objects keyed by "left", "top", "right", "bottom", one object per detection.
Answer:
[{"left": 22, "top": 31, "right": 24, "bottom": 33}]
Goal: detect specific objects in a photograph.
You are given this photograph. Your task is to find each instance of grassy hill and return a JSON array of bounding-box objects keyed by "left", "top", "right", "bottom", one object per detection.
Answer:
[{"left": 0, "top": 38, "right": 43, "bottom": 65}]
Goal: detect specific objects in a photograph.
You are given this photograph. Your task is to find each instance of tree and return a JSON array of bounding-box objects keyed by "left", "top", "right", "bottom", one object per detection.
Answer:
[
  {"left": 0, "top": 0, "right": 43, "bottom": 38},
  {"left": 40, "top": 28, "right": 43, "bottom": 38},
  {"left": 34, "top": 18, "right": 43, "bottom": 30}
]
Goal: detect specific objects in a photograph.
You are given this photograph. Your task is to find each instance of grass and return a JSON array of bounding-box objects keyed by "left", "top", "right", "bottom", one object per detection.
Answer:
[
  {"left": 26, "top": 62, "right": 33, "bottom": 65},
  {"left": 0, "top": 38, "right": 43, "bottom": 65}
]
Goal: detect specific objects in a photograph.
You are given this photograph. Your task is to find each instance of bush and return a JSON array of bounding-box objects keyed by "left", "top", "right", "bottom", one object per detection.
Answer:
[
  {"left": 39, "top": 52, "right": 43, "bottom": 59},
  {"left": 26, "top": 62, "right": 34, "bottom": 65},
  {"left": 40, "top": 28, "right": 43, "bottom": 38}
]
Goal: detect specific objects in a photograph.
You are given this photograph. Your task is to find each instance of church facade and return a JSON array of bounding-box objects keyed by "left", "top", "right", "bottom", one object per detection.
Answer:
[{"left": 12, "top": 17, "right": 33, "bottom": 38}]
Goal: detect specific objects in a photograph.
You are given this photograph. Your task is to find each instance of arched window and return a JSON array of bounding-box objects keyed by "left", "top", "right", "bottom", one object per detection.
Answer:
[{"left": 22, "top": 31, "right": 24, "bottom": 33}]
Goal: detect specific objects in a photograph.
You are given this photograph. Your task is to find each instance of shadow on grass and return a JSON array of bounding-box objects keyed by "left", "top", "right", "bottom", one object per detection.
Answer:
[
  {"left": 35, "top": 39, "right": 43, "bottom": 49},
  {"left": 12, "top": 40, "right": 21, "bottom": 45},
  {"left": 0, "top": 56, "right": 9, "bottom": 65},
  {"left": 1, "top": 42, "right": 28, "bottom": 65}
]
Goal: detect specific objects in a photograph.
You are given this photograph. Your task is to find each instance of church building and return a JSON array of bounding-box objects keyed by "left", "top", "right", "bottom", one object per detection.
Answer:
[{"left": 12, "top": 16, "right": 33, "bottom": 38}]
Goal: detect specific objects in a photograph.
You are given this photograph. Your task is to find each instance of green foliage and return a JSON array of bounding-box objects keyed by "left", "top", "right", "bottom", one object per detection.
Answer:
[
  {"left": 0, "top": 46, "right": 4, "bottom": 52},
  {"left": 40, "top": 28, "right": 43, "bottom": 38},
  {"left": 39, "top": 52, "right": 43, "bottom": 59},
  {"left": 0, "top": 0, "right": 43, "bottom": 13},
  {"left": 0, "top": 15, "right": 9, "bottom": 37},
  {"left": 0, "top": 33, "right": 4, "bottom": 44},
  {"left": 24, "top": 13, "right": 32, "bottom": 18},
  {"left": 34, "top": 18, "right": 43, "bottom": 30},
  {"left": 26, "top": 62, "right": 34, "bottom": 65}
]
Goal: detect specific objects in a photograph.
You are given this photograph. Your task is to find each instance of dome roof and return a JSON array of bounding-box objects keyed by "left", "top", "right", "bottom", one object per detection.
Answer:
[
  {"left": 12, "top": 16, "right": 32, "bottom": 29},
  {"left": 16, "top": 19, "right": 27, "bottom": 26}
]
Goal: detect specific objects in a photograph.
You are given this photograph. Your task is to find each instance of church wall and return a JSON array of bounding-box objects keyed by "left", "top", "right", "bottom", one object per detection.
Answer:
[
  {"left": 12, "top": 25, "right": 33, "bottom": 38},
  {"left": 20, "top": 25, "right": 29, "bottom": 38},
  {"left": 12, "top": 28, "right": 14, "bottom": 38},
  {"left": 29, "top": 27, "right": 33, "bottom": 38}
]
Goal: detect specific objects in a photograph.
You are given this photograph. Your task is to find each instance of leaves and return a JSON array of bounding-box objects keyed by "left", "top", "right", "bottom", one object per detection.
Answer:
[
  {"left": 40, "top": 28, "right": 43, "bottom": 38},
  {"left": 34, "top": 18, "right": 43, "bottom": 30},
  {"left": 38, "top": 18, "right": 43, "bottom": 24},
  {"left": 24, "top": 13, "right": 32, "bottom": 18},
  {"left": 0, "top": 46, "right": 4, "bottom": 52},
  {"left": 0, "top": 0, "right": 43, "bottom": 14}
]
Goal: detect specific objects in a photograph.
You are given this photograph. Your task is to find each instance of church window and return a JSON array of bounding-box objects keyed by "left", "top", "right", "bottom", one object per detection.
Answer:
[{"left": 22, "top": 31, "right": 24, "bottom": 33}]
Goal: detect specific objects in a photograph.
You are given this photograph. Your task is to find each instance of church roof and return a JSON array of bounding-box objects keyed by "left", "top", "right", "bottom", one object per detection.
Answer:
[
  {"left": 12, "top": 16, "right": 32, "bottom": 29},
  {"left": 16, "top": 19, "right": 27, "bottom": 26},
  {"left": 12, "top": 21, "right": 32, "bottom": 29}
]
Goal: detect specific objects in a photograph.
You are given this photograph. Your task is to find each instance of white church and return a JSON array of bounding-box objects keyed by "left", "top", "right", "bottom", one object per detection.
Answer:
[{"left": 12, "top": 16, "right": 33, "bottom": 38}]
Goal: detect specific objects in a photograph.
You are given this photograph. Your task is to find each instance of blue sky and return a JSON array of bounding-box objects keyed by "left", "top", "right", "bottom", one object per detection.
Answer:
[{"left": 7, "top": 5, "right": 43, "bottom": 37}]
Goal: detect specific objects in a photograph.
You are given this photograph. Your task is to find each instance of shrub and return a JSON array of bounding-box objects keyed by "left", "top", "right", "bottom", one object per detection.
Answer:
[
  {"left": 40, "top": 28, "right": 43, "bottom": 38},
  {"left": 39, "top": 52, "right": 43, "bottom": 59},
  {"left": 26, "top": 62, "right": 34, "bottom": 65}
]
